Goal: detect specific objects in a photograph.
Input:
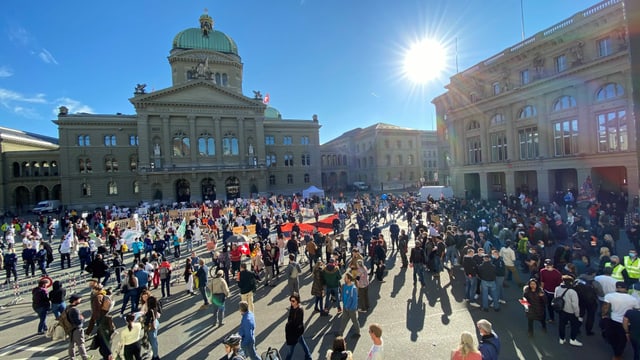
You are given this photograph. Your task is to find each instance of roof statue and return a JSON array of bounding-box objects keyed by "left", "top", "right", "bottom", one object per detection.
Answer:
[
  {"left": 134, "top": 83, "right": 147, "bottom": 95},
  {"left": 253, "top": 90, "right": 263, "bottom": 100},
  {"left": 200, "top": 8, "right": 214, "bottom": 36}
]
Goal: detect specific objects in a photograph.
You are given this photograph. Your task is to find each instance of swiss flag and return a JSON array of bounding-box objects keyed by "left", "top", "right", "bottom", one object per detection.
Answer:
[
  {"left": 238, "top": 243, "right": 250, "bottom": 255},
  {"left": 263, "top": 93, "right": 270, "bottom": 104}
]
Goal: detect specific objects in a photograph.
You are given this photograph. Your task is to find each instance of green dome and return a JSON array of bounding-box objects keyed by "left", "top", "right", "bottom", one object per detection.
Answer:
[
  {"left": 172, "top": 28, "right": 238, "bottom": 55},
  {"left": 264, "top": 107, "right": 282, "bottom": 120}
]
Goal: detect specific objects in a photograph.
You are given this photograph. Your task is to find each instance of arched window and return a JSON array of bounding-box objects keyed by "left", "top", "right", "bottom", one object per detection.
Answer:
[
  {"left": 42, "top": 161, "right": 50, "bottom": 176},
  {"left": 129, "top": 155, "right": 138, "bottom": 171},
  {"left": 301, "top": 154, "right": 311, "bottom": 166},
  {"left": 467, "top": 120, "right": 480, "bottom": 130},
  {"left": 105, "top": 156, "right": 119, "bottom": 172},
  {"left": 304, "top": 173, "right": 310, "bottom": 183},
  {"left": 490, "top": 114, "right": 505, "bottom": 125},
  {"left": 198, "top": 134, "right": 215, "bottom": 156},
  {"left": 518, "top": 105, "right": 537, "bottom": 119},
  {"left": 32, "top": 161, "right": 40, "bottom": 176},
  {"left": 552, "top": 95, "right": 576, "bottom": 111},
  {"left": 78, "top": 135, "right": 90, "bottom": 146},
  {"left": 22, "top": 161, "right": 30, "bottom": 176},
  {"left": 284, "top": 154, "right": 294, "bottom": 167},
  {"left": 51, "top": 161, "right": 58, "bottom": 176},
  {"left": 108, "top": 181, "right": 118, "bottom": 195},
  {"left": 12, "top": 162, "right": 20, "bottom": 177},
  {"left": 82, "top": 183, "right": 92, "bottom": 197},
  {"left": 79, "top": 158, "right": 92, "bottom": 174},
  {"left": 221, "top": 73, "right": 228, "bottom": 86},
  {"left": 596, "top": 83, "right": 624, "bottom": 101},
  {"left": 172, "top": 131, "right": 190, "bottom": 157},
  {"left": 408, "top": 155, "right": 414, "bottom": 165},
  {"left": 133, "top": 181, "right": 139, "bottom": 194},
  {"left": 266, "top": 154, "right": 276, "bottom": 167},
  {"left": 343, "top": 155, "right": 347, "bottom": 165}
]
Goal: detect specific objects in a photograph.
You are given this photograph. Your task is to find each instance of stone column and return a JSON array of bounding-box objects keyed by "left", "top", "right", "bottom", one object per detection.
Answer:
[
  {"left": 188, "top": 115, "right": 197, "bottom": 162},
  {"left": 138, "top": 114, "right": 150, "bottom": 169},
  {"left": 536, "top": 169, "right": 551, "bottom": 204},
  {"left": 505, "top": 169, "right": 515, "bottom": 197},
  {"left": 214, "top": 117, "right": 222, "bottom": 164},
  {"left": 255, "top": 117, "right": 265, "bottom": 166},
  {"left": 479, "top": 171, "right": 488, "bottom": 200},
  {"left": 237, "top": 117, "right": 245, "bottom": 164},
  {"left": 161, "top": 115, "right": 170, "bottom": 169}
]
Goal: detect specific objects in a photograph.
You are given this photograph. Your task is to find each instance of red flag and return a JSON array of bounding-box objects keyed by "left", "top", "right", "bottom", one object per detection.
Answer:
[
  {"left": 263, "top": 93, "right": 270, "bottom": 104},
  {"left": 238, "top": 243, "right": 250, "bottom": 255}
]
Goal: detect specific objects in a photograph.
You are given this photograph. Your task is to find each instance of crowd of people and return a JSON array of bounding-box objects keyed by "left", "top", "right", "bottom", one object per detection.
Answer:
[{"left": 3, "top": 188, "right": 640, "bottom": 359}]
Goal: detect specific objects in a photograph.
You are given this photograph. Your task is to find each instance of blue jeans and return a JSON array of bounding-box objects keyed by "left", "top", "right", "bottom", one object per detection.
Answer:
[
  {"left": 35, "top": 306, "right": 48, "bottom": 333},
  {"left": 285, "top": 336, "right": 312, "bottom": 360},
  {"left": 147, "top": 324, "right": 159, "bottom": 358},
  {"left": 481, "top": 279, "right": 499, "bottom": 310},
  {"left": 325, "top": 287, "right": 341, "bottom": 311},
  {"left": 465, "top": 275, "right": 477, "bottom": 301},
  {"left": 445, "top": 246, "right": 458, "bottom": 266},
  {"left": 121, "top": 289, "right": 138, "bottom": 314},
  {"left": 413, "top": 263, "right": 425, "bottom": 285},
  {"left": 51, "top": 302, "right": 66, "bottom": 320},
  {"left": 241, "top": 339, "right": 261, "bottom": 360},
  {"left": 495, "top": 276, "right": 505, "bottom": 301},
  {"left": 200, "top": 287, "right": 209, "bottom": 305}
]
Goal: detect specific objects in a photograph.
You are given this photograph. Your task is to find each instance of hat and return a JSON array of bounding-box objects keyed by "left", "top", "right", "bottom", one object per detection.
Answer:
[
  {"left": 69, "top": 294, "right": 81, "bottom": 302},
  {"left": 216, "top": 270, "right": 224, "bottom": 278},
  {"left": 544, "top": 259, "right": 553, "bottom": 266},
  {"left": 328, "top": 258, "right": 336, "bottom": 264},
  {"left": 223, "top": 333, "right": 242, "bottom": 346},
  {"left": 482, "top": 253, "right": 491, "bottom": 259},
  {"left": 87, "top": 278, "right": 99, "bottom": 283},
  {"left": 616, "top": 281, "right": 628, "bottom": 289}
]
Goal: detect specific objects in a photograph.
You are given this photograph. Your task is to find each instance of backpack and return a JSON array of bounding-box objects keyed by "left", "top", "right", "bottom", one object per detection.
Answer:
[
  {"left": 289, "top": 263, "right": 299, "bottom": 279},
  {"left": 551, "top": 288, "right": 569, "bottom": 312},
  {"left": 159, "top": 266, "right": 170, "bottom": 280},
  {"left": 58, "top": 308, "right": 76, "bottom": 335},
  {"left": 101, "top": 294, "right": 114, "bottom": 313}
]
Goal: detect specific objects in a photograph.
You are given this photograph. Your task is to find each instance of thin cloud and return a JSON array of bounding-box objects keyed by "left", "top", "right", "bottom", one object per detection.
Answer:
[
  {"left": 52, "top": 97, "right": 94, "bottom": 115},
  {"left": 371, "top": 92, "right": 379, "bottom": 98},
  {"left": 38, "top": 48, "right": 58, "bottom": 65},
  {"left": 7, "top": 25, "right": 31, "bottom": 46},
  {"left": 0, "top": 88, "right": 47, "bottom": 104},
  {"left": 13, "top": 105, "right": 40, "bottom": 119},
  {"left": 0, "top": 66, "right": 13, "bottom": 77}
]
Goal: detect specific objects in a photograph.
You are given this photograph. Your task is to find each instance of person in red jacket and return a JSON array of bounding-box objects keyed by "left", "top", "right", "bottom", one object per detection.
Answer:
[{"left": 230, "top": 244, "right": 243, "bottom": 278}]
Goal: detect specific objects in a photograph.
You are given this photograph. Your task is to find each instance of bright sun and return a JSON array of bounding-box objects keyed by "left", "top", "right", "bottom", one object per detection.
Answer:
[{"left": 403, "top": 39, "right": 447, "bottom": 83}]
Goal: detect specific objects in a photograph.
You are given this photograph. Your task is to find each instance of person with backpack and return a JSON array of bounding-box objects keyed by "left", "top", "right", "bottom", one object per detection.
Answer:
[
  {"left": 574, "top": 270, "right": 599, "bottom": 336},
  {"left": 554, "top": 275, "right": 582, "bottom": 346},
  {"left": 32, "top": 278, "right": 50, "bottom": 334},
  {"left": 50, "top": 280, "right": 67, "bottom": 320},
  {"left": 66, "top": 294, "right": 90, "bottom": 360},
  {"left": 158, "top": 257, "right": 172, "bottom": 298},
  {"left": 539, "top": 259, "right": 563, "bottom": 323},
  {"left": 238, "top": 263, "right": 256, "bottom": 312}
]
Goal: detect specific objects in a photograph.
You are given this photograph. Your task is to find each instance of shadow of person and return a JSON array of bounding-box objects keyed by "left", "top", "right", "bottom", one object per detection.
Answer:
[
  {"left": 390, "top": 267, "right": 407, "bottom": 298},
  {"left": 406, "top": 286, "right": 425, "bottom": 342}
]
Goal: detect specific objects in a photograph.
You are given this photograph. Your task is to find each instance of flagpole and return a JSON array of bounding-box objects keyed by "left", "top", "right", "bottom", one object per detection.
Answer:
[{"left": 520, "top": 0, "right": 526, "bottom": 40}]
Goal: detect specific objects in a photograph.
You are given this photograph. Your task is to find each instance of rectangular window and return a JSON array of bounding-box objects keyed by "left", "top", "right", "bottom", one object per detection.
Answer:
[
  {"left": 490, "top": 132, "right": 508, "bottom": 162},
  {"left": 492, "top": 82, "right": 501, "bottom": 95},
  {"left": 597, "top": 109, "right": 627, "bottom": 152},
  {"left": 466, "top": 136, "right": 482, "bottom": 164},
  {"left": 283, "top": 136, "right": 292, "bottom": 145},
  {"left": 520, "top": 69, "right": 530, "bottom": 85},
  {"left": 518, "top": 127, "right": 539, "bottom": 160},
  {"left": 597, "top": 37, "right": 612, "bottom": 57},
  {"left": 129, "top": 135, "right": 138, "bottom": 146},
  {"left": 284, "top": 154, "right": 294, "bottom": 167},
  {"left": 553, "top": 119, "right": 579, "bottom": 156},
  {"left": 300, "top": 136, "right": 310, "bottom": 145},
  {"left": 266, "top": 154, "right": 276, "bottom": 167},
  {"left": 555, "top": 55, "right": 567, "bottom": 73},
  {"left": 265, "top": 135, "right": 274, "bottom": 145}
]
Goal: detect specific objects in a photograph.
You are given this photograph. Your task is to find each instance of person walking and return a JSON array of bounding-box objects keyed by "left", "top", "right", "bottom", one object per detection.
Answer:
[
  {"left": 183, "top": 258, "right": 195, "bottom": 295},
  {"left": 539, "top": 259, "right": 563, "bottom": 324},
  {"left": 326, "top": 335, "right": 353, "bottom": 360},
  {"left": 31, "top": 278, "right": 50, "bottom": 334},
  {"left": 158, "top": 257, "right": 172, "bottom": 298},
  {"left": 355, "top": 259, "right": 370, "bottom": 312},
  {"left": 238, "top": 300, "right": 260, "bottom": 360},
  {"left": 50, "top": 280, "right": 67, "bottom": 320},
  {"left": 311, "top": 260, "right": 326, "bottom": 315},
  {"left": 120, "top": 313, "right": 143, "bottom": 360},
  {"left": 209, "top": 269, "right": 230, "bottom": 327},
  {"left": 196, "top": 259, "right": 209, "bottom": 309},
  {"left": 477, "top": 254, "right": 499, "bottom": 312},
  {"left": 120, "top": 270, "right": 139, "bottom": 315},
  {"left": 602, "top": 281, "right": 640, "bottom": 359},
  {"left": 500, "top": 240, "right": 522, "bottom": 287},
  {"left": 220, "top": 334, "right": 244, "bottom": 360},
  {"left": 476, "top": 319, "right": 501, "bottom": 360},
  {"left": 522, "top": 278, "right": 546, "bottom": 337},
  {"left": 555, "top": 275, "right": 583, "bottom": 346},
  {"left": 366, "top": 323, "right": 384, "bottom": 360},
  {"left": 238, "top": 263, "right": 256, "bottom": 312},
  {"left": 623, "top": 307, "right": 640, "bottom": 360},
  {"left": 451, "top": 331, "right": 481, "bottom": 360},
  {"left": 339, "top": 273, "right": 360, "bottom": 338},
  {"left": 284, "top": 293, "right": 312, "bottom": 360},
  {"left": 3, "top": 247, "right": 18, "bottom": 284},
  {"left": 67, "top": 294, "right": 90, "bottom": 360},
  {"left": 286, "top": 254, "right": 302, "bottom": 295},
  {"left": 143, "top": 295, "right": 161, "bottom": 360},
  {"left": 323, "top": 258, "right": 342, "bottom": 316}
]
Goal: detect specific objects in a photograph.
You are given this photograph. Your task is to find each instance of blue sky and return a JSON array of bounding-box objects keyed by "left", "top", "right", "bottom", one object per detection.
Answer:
[{"left": 0, "top": 0, "right": 599, "bottom": 144}]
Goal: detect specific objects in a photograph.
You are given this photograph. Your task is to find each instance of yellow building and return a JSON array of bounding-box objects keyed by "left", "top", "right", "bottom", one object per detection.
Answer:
[
  {"left": 1, "top": 12, "right": 321, "bottom": 214},
  {"left": 432, "top": 0, "right": 637, "bottom": 204},
  {"left": 320, "top": 123, "right": 436, "bottom": 192}
]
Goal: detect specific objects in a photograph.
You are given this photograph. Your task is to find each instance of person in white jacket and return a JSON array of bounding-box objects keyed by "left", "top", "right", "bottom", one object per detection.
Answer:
[
  {"left": 209, "top": 269, "right": 230, "bottom": 327},
  {"left": 59, "top": 230, "right": 73, "bottom": 270},
  {"left": 554, "top": 275, "right": 582, "bottom": 346}
]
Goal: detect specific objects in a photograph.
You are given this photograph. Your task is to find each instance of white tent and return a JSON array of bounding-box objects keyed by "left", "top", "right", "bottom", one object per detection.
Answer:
[{"left": 302, "top": 185, "right": 325, "bottom": 199}]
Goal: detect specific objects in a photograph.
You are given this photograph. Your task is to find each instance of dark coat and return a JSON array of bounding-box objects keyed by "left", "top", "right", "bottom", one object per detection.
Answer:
[
  {"left": 285, "top": 306, "right": 305, "bottom": 345},
  {"left": 523, "top": 286, "right": 546, "bottom": 321}
]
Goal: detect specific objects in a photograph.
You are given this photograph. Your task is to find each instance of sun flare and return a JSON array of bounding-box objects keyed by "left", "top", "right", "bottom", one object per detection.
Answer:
[{"left": 403, "top": 39, "right": 447, "bottom": 83}]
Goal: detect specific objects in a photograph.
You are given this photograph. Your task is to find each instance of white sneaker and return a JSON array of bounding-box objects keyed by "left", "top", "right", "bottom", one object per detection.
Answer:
[
  {"left": 488, "top": 295, "right": 493, "bottom": 301},
  {"left": 498, "top": 299, "right": 506, "bottom": 304},
  {"left": 474, "top": 294, "right": 479, "bottom": 300},
  {"left": 559, "top": 339, "right": 565, "bottom": 345},
  {"left": 569, "top": 339, "right": 583, "bottom": 347},
  {"left": 469, "top": 302, "right": 481, "bottom": 308}
]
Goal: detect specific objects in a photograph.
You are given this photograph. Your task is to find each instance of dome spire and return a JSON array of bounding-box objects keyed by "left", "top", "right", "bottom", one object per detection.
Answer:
[{"left": 200, "top": 8, "right": 214, "bottom": 36}]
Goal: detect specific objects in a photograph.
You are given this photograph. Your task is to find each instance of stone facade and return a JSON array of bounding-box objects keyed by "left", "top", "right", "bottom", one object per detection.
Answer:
[
  {"left": 0, "top": 12, "right": 321, "bottom": 214},
  {"left": 320, "top": 123, "right": 436, "bottom": 192},
  {"left": 432, "top": 0, "right": 637, "bottom": 204}
]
